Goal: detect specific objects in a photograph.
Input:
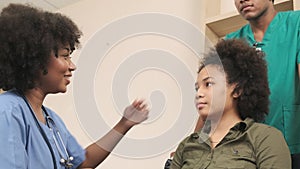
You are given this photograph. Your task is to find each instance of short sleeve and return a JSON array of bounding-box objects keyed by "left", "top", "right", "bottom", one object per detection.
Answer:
[
  {"left": 66, "top": 133, "right": 86, "bottom": 168},
  {"left": 0, "top": 105, "right": 28, "bottom": 168}
]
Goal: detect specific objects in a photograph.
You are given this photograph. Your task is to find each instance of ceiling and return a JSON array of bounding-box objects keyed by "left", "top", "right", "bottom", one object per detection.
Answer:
[{"left": 0, "top": 0, "right": 82, "bottom": 12}]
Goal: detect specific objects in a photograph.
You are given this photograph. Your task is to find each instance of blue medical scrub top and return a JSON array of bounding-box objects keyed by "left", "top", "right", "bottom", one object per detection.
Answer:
[{"left": 0, "top": 89, "right": 85, "bottom": 168}]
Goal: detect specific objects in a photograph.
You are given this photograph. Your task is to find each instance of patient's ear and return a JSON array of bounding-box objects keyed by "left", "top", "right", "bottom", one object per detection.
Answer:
[
  {"left": 233, "top": 90, "right": 241, "bottom": 98},
  {"left": 231, "top": 84, "right": 242, "bottom": 99}
]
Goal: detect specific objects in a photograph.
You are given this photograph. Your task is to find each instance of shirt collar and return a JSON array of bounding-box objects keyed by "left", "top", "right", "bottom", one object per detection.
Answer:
[
  {"left": 192, "top": 118, "right": 255, "bottom": 142},
  {"left": 246, "top": 12, "right": 281, "bottom": 43}
]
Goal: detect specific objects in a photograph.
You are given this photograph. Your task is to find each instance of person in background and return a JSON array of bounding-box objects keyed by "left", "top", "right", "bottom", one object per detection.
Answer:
[
  {"left": 0, "top": 3, "right": 149, "bottom": 169},
  {"left": 225, "top": 0, "right": 300, "bottom": 168},
  {"left": 170, "top": 39, "right": 291, "bottom": 169}
]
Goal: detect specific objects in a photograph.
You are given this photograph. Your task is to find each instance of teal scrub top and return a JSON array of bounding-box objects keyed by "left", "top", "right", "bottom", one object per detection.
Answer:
[{"left": 226, "top": 11, "right": 300, "bottom": 154}]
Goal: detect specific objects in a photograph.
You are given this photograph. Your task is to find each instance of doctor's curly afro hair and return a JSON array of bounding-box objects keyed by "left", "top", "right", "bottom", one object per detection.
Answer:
[{"left": 0, "top": 3, "right": 82, "bottom": 92}]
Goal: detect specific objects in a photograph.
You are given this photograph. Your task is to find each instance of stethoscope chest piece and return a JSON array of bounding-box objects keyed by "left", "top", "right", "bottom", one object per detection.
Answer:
[
  {"left": 60, "top": 156, "right": 74, "bottom": 168},
  {"left": 45, "top": 115, "right": 75, "bottom": 168}
]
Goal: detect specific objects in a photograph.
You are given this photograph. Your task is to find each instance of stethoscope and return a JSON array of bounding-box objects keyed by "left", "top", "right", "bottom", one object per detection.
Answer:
[
  {"left": 19, "top": 91, "right": 74, "bottom": 169},
  {"left": 45, "top": 111, "right": 74, "bottom": 168}
]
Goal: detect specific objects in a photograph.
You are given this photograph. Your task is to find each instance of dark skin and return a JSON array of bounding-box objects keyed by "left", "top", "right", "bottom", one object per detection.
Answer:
[{"left": 25, "top": 46, "right": 149, "bottom": 168}]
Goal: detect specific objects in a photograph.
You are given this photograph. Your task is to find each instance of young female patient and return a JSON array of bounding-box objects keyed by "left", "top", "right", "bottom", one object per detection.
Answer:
[{"left": 170, "top": 39, "right": 291, "bottom": 169}]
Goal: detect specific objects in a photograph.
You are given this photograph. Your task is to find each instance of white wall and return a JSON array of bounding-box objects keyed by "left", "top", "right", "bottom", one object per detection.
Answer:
[
  {"left": 45, "top": 0, "right": 209, "bottom": 168},
  {"left": 220, "top": 0, "right": 236, "bottom": 14}
]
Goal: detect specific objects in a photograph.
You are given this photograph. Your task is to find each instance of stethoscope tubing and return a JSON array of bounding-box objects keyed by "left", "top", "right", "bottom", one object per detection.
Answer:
[{"left": 19, "top": 91, "right": 58, "bottom": 169}]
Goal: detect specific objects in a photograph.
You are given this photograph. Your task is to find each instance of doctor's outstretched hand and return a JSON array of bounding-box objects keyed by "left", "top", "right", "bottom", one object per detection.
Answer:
[
  {"left": 121, "top": 99, "right": 149, "bottom": 127},
  {"left": 78, "top": 99, "right": 150, "bottom": 168}
]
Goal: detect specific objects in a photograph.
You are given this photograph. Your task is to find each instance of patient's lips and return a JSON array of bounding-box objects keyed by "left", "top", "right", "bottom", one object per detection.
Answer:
[{"left": 196, "top": 102, "right": 207, "bottom": 110}]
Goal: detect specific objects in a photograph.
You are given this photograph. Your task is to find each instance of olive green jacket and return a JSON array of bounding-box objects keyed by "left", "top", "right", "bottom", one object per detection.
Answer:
[{"left": 170, "top": 118, "right": 291, "bottom": 169}]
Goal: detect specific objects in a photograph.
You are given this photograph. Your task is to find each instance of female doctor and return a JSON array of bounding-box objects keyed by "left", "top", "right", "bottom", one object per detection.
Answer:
[{"left": 0, "top": 3, "right": 149, "bottom": 169}]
